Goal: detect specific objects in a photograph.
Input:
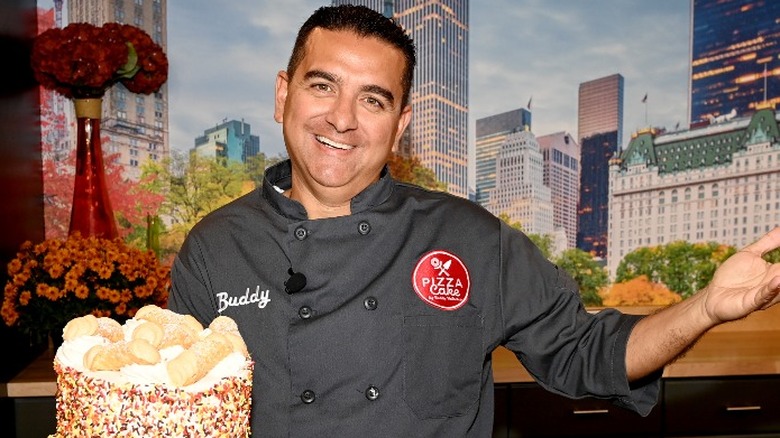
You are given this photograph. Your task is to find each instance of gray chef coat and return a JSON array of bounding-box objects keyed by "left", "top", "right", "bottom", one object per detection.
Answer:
[{"left": 169, "top": 160, "right": 660, "bottom": 437}]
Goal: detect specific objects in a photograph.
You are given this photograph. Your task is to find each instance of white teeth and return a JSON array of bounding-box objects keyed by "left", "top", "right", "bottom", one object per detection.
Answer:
[{"left": 316, "top": 135, "right": 354, "bottom": 150}]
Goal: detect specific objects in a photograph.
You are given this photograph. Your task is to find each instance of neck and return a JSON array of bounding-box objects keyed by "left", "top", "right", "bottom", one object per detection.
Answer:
[{"left": 284, "top": 186, "right": 352, "bottom": 219}]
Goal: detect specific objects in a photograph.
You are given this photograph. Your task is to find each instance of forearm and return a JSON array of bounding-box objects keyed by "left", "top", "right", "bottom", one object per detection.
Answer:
[{"left": 625, "top": 290, "right": 717, "bottom": 381}]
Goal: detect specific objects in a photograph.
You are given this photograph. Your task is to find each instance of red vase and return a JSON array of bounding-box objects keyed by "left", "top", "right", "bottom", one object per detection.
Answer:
[{"left": 68, "top": 98, "right": 118, "bottom": 239}]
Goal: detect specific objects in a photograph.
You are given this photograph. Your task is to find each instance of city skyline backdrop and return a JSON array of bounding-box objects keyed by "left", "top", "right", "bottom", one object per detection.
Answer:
[
  {"left": 42, "top": 0, "right": 692, "bottom": 188},
  {"left": 164, "top": 0, "right": 690, "bottom": 187}
]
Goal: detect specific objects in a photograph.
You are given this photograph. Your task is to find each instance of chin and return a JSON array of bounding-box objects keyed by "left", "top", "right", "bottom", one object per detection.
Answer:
[{"left": 312, "top": 166, "right": 355, "bottom": 186}]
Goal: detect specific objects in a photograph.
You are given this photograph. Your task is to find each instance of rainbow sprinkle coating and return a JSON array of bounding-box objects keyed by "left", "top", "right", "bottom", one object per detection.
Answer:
[{"left": 52, "top": 360, "right": 253, "bottom": 437}]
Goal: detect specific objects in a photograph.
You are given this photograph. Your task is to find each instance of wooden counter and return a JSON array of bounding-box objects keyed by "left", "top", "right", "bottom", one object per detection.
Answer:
[
  {"left": 493, "top": 329, "right": 780, "bottom": 383},
  {"left": 3, "top": 305, "right": 780, "bottom": 397},
  {"left": 494, "top": 304, "right": 780, "bottom": 383},
  {"left": 0, "top": 348, "right": 56, "bottom": 398}
]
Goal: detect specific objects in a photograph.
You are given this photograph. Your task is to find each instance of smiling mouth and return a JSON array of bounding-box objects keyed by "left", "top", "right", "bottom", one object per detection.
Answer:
[{"left": 316, "top": 135, "right": 355, "bottom": 150}]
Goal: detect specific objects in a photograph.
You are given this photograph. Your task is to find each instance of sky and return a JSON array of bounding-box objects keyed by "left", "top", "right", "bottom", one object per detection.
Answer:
[
  {"left": 166, "top": 1, "right": 691, "bottom": 162},
  {"left": 57, "top": 0, "right": 694, "bottom": 184}
]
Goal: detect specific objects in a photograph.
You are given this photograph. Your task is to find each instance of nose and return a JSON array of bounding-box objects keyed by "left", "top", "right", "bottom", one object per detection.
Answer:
[{"left": 325, "top": 95, "right": 358, "bottom": 133}]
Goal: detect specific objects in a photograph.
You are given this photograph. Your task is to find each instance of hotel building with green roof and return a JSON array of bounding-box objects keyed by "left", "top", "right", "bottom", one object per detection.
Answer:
[{"left": 607, "top": 105, "right": 780, "bottom": 277}]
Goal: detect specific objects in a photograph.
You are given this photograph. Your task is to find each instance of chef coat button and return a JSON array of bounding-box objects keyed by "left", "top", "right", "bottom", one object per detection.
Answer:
[
  {"left": 301, "top": 389, "right": 316, "bottom": 404},
  {"left": 298, "top": 306, "right": 312, "bottom": 319},
  {"left": 363, "top": 296, "right": 378, "bottom": 310},
  {"left": 357, "top": 221, "right": 371, "bottom": 235},
  {"left": 294, "top": 227, "right": 308, "bottom": 240},
  {"left": 365, "top": 385, "right": 380, "bottom": 401}
]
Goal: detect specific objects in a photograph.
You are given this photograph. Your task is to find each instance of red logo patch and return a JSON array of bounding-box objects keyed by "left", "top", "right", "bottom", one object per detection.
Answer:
[{"left": 412, "top": 250, "right": 470, "bottom": 311}]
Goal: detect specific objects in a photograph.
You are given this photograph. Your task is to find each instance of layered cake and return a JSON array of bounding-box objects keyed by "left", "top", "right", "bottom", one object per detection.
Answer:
[{"left": 50, "top": 306, "right": 253, "bottom": 437}]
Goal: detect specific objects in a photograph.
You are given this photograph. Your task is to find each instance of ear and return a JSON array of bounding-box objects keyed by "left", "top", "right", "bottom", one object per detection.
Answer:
[
  {"left": 274, "top": 71, "right": 289, "bottom": 124},
  {"left": 394, "top": 104, "right": 412, "bottom": 146}
]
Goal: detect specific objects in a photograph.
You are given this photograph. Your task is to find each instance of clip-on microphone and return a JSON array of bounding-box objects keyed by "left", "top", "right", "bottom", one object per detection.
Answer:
[{"left": 285, "top": 268, "right": 307, "bottom": 294}]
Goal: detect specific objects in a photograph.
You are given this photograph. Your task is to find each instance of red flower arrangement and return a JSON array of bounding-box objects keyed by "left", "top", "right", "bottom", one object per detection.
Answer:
[{"left": 31, "top": 22, "right": 168, "bottom": 98}]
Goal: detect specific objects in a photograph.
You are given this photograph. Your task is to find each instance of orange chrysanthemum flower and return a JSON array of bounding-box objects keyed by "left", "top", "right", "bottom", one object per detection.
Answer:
[{"left": 1, "top": 233, "right": 169, "bottom": 345}]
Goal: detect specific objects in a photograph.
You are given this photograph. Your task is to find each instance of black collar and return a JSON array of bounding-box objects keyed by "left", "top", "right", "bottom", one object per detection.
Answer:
[{"left": 262, "top": 159, "right": 394, "bottom": 220}]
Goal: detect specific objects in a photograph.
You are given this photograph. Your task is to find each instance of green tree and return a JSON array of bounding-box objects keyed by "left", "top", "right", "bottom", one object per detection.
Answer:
[
  {"left": 244, "top": 153, "right": 287, "bottom": 188},
  {"left": 497, "top": 212, "right": 520, "bottom": 230},
  {"left": 528, "top": 233, "right": 553, "bottom": 260},
  {"left": 765, "top": 247, "right": 780, "bottom": 263},
  {"left": 615, "top": 246, "right": 663, "bottom": 283},
  {"left": 554, "top": 248, "right": 608, "bottom": 306},
  {"left": 140, "top": 151, "right": 250, "bottom": 257},
  {"left": 657, "top": 241, "right": 734, "bottom": 299},
  {"left": 615, "top": 241, "right": 736, "bottom": 299}
]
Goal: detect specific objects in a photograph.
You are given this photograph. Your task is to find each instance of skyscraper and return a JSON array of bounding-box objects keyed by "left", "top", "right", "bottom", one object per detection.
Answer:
[
  {"left": 333, "top": 0, "right": 470, "bottom": 198},
  {"left": 690, "top": 0, "right": 780, "bottom": 125},
  {"left": 67, "top": 0, "right": 168, "bottom": 181},
  {"left": 537, "top": 131, "right": 580, "bottom": 250},
  {"left": 486, "top": 130, "right": 553, "bottom": 237},
  {"left": 193, "top": 119, "right": 260, "bottom": 164},
  {"left": 577, "top": 74, "right": 624, "bottom": 259},
  {"left": 475, "top": 108, "right": 532, "bottom": 207},
  {"left": 396, "top": 0, "right": 469, "bottom": 197}
]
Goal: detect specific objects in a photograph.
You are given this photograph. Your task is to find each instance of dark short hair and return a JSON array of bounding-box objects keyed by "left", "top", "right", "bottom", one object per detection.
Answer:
[{"left": 286, "top": 4, "right": 416, "bottom": 107}]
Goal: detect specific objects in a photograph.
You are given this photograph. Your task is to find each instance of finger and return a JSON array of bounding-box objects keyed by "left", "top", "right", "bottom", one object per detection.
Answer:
[
  {"left": 770, "top": 270, "right": 780, "bottom": 291},
  {"left": 758, "top": 275, "right": 780, "bottom": 309},
  {"left": 742, "top": 226, "right": 780, "bottom": 257}
]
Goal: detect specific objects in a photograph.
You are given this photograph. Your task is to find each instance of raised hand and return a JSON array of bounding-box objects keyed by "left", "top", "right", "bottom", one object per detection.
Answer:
[{"left": 704, "top": 227, "right": 780, "bottom": 324}]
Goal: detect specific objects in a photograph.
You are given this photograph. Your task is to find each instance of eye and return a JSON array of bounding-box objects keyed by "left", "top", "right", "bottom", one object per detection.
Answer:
[
  {"left": 364, "top": 96, "right": 385, "bottom": 110},
  {"left": 312, "top": 83, "right": 333, "bottom": 93}
]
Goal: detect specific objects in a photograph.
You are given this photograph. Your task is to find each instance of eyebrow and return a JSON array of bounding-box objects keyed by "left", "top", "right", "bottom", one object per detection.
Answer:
[{"left": 303, "top": 69, "right": 396, "bottom": 107}]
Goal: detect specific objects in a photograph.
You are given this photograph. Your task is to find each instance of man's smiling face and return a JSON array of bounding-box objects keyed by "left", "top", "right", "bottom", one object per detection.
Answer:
[{"left": 273, "top": 28, "right": 411, "bottom": 214}]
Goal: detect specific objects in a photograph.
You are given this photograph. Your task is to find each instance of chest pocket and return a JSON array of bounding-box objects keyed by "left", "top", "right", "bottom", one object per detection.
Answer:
[{"left": 403, "top": 314, "right": 483, "bottom": 419}]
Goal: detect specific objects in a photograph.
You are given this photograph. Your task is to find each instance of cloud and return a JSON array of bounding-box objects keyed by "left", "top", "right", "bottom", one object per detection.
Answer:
[
  {"left": 469, "top": 0, "right": 689, "bottom": 150},
  {"left": 167, "top": 1, "right": 322, "bottom": 155},
  {"left": 243, "top": 0, "right": 320, "bottom": 40},
  {"left": 167, "top": 0, "right": 692, "bottom": 172}
]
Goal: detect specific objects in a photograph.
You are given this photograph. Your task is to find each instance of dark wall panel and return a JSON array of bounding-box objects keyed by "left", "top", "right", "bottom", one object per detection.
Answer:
[{"left": 0, "top": 1, "right": 46, "bottom": 437}]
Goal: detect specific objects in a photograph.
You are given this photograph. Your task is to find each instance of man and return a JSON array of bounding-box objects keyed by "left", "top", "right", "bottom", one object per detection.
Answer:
[{"left": 170, "top": 5, "right": 780, "bottom": 437}]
